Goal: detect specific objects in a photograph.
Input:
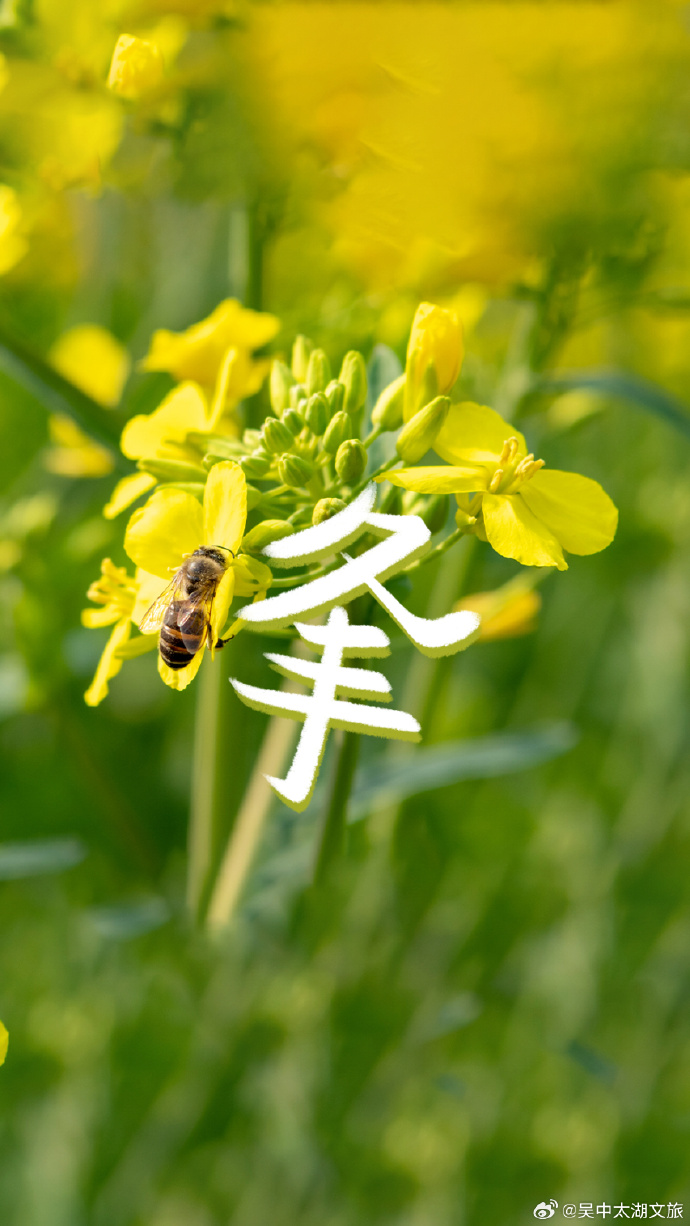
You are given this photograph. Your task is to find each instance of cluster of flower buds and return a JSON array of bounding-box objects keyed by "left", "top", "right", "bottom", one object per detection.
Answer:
[{"left": 215, "top": 303, "right": 465, "bottom": 549}]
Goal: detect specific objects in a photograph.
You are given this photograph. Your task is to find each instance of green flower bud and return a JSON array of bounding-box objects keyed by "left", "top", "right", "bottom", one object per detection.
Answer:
[
  {"left": 326, "top": 379, "right": 345, "bottom": 418},
  {"left": 396, "top": 395, "right": 450, "bottom": 464},
  {"left": 340, "top": 350, "right": 367, "bottom": 416},
  {"left": 292, "top": 335, "right": 313, "bottom": 382},
  {"left": 304, "top": 392, "right": 329, "bottom": 436},
  {"left": 261, "top": 416, "right": 294, "bottom": 455},
  {"left": 187, "top": 432, "right": 246, "bottom": 461},
  {"left": 289, "top": 383, "right": 307, "bottom": 411},
  {"left": 323, "top": 409, "right": 353, "bottom": 455},
  {"left": 246, "top": 484, "right": 263, "bottom": 512},
  {"left": 240, "top": 451, "right": 272, "bottom": 479},
  {"left": 295, "top": 426, "right": 318, "bottom": 461},
  {"left": 269, "top": 360, "right": 295, "bottom": 416},
  {"left": 306, "top": 348, "right": 331, "bottom": 396},
  {"left": 278, "top": 453, "right": 315, "bottom": 487},
  {"left": 371, "top": 373, "right": 406, "bottom": 431},
  {"left": 312, "top": 497, "right": 347, "bottom": 525},
  {"left": 335, "top": 439, "right": 367, "bottom": 485},
  {"left": 283, "top": 407, "right": 303, "bottom": 436},
  {"left": 242, "top": 519, "right": 294, "bottom": 554},
  {"left": 137, "top": 458, "right": 207, "bottom": 483},
  {"left": 422, "top": 494, "right": 449, "bottom": 534}
]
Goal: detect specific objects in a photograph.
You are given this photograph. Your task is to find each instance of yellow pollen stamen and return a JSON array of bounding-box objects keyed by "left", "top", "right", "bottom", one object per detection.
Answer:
[
  {"left": 489, "top": 468, "right": 504, "bottom": 493},
  {"left": 499, "top": 436, "right": 520, "bottom": 465}
]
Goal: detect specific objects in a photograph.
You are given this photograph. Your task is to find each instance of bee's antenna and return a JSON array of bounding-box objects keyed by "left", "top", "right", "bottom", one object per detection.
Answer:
[{"left": 210, "top": 545, "right": 235, "bottom": 558}]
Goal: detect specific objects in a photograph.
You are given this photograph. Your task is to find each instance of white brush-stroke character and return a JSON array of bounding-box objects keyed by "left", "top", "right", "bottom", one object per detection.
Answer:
[
  {"left": 235, "top": 483, "right": 481, "bottom": 658},
  {"left": 231, "top": 607, "right": 420, "bottom": 811}
]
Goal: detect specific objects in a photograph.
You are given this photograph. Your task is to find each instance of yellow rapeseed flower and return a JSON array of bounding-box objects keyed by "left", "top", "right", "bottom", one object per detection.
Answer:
[
  {"left": 381, "top": 402, "right": 618, "bottom": 570},
  {"left": 107, "top": 34, "right": 164, "bottom": 100},
  {"left": 0, "top": 1020, "right": 7, "bottom": 1066},
  {"left": 50, "top": 324, "right": 130, "bottom": 408},
  {"left": 140, "top": 298, "right": 279, "bottom": 387},
  {"left": 123, "top": 462, "right": 271, "bottom": 691},
  {"left": 456, "top": 575, "right": 542, "bottom": 642},
  {"left": 0, "top": 185, "right": 27, "bottom": 274},
  {"left": 113, "top": 345, "right": 251, "bottom": 518},
  {"left": 44, "top": 415, "right": 114, "bottom": 478},
  {"left": 405, "top": 302, "right": 463, "bottom": 421},
  {"left": 82, "top": 559, "right": 163, "bottom": 706}
]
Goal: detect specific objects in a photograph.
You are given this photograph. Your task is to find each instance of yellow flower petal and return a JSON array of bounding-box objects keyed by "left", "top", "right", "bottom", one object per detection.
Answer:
[
  {"left": 125, "top": 488, "right": 203, "bottom": 578},
  {"left": 103, "top": 472, "right": 157, "bottom": 519},
  {"left": 50, "top": 325, "right": 130, "bottom": 408},
  {"left": 405, "top": 302, "right": 463, "bottom": 419},
  {"left": 120, "top": 383, "right": 208, "bottom": 462},
  {"left": 435, "top": 402, "right": 527, "bottom": 465},
  {"left": 482, "top": 493, "right": 567, "bottom": 570},
  {"left": 379, "top": 464, "right": 490, "bottom": 495},
  {"left": 519, "top": 469, "right": 618, "bottom": 556},
  {"left": 158, "top": 646, "right": 204, "bottom": 691},
  {"left": 0, "top": 1020, "right": 7, "bottom": 1066},
  {"left": 45, "top": 415, "right": 114, "bottom": 477},
  {"left": 457, "top": 584, "right": 541, "bottom": 641},
  {"left": 203, "top": 461, "right": 247, "bottom": 555},
  {"left": 84, "top": 615, "right": 131, "bottom": 707},
  {"left": 0, "top": 186, "right": 27, "bottom": 275},
  {"left": 81, "top": 606, "right": 121, "bottom": 629},
  {"left": 107, "top": 34, "right": 164, "bottom": 100},
  {"left": 141, "top": 299, "right": 280, "bottom": 385},
  {"left": 210, "top": 566, "right": 236, "bottom": 646}
]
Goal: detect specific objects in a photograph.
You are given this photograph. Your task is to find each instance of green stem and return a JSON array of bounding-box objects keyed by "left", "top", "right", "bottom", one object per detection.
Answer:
[
  {"left": 313, "top": 729, "right": 361, "bottom": 884},
  {"left": 403, "top": 526, "right": 464, "bottom": 576},
  {"left": 187, "top": 652, "right": 225, "bottom": 920},
  {"left": 206, "top": 699, "right": 299, "bottom": 930},
  {"left": 363, "top": 424, "right": 383, "bottom": 448},
  {"left": 347, "top": 455, "right": 400, "bottom": 499}
]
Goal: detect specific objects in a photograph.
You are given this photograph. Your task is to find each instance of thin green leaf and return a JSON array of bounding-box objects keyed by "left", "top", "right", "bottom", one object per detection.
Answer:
[
  {"left": 0, "top": 329, "right": 128, "bottom": 462},
  {"left": 0, "top": 838, "right": 87, "bottom": 879},
  {"left": 87, "top": 898, "right": 170, "bottom": 940},
  {"left": 348, "top": 722, "right": 577, "bottom": 821},
  {"left": 537, "top": 368, "right": 690, "bottom": 439}
]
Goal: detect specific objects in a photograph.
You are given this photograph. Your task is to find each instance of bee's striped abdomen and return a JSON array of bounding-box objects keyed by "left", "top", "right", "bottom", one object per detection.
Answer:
[{"left": 159, "top": 601, "right": 206, "bottom": 671}]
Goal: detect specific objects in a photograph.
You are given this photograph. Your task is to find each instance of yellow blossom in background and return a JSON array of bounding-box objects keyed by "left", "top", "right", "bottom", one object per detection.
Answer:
[
  {"left": 103, "top": 473, "right": 157, "bottom": 521},
  {"left": 244, "top": 2, "right": 683, "bottom": 303},
  {"left": 0, "top": 185, "right": 27, "bottom": 274},
  {"left": 404, "top": 301, "right": 463, "bottom": 420},
  {"left": 107, "top": 34, "right": 164, "bottom": 100},
  {"left": 120, "top": 382, "right": 211, "bottom": 467},
  {"left": 381, "top": 402, "right": 618, "bottom": 570},
  {"left": 50, "top": 325, "right": 131, "bottom": 407},
  {"left": 44, "top": 415, "right": 114, "bottom": 478},
  {"left": 456, "top": 575, "right": 542, "bottom": 643},
  {"left": 123, "top": 462, "right": 271, "bottom": 691},
  {"left": 116, "top": 343, "right": 253, "bottom": 518},
  {"left": 0, "top": 1020, "right": 7, "bottom": 1066},
  {"left": 140, "top": 299, "right": 280, "bottom": 387},
  {"left": 81, "top": 560, "right": 163, "bottom": 706}
]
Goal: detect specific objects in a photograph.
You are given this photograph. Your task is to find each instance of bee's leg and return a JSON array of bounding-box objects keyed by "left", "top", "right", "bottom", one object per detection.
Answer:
[{"left": 214, "top": 638, "right": 226, "bottom": 650}]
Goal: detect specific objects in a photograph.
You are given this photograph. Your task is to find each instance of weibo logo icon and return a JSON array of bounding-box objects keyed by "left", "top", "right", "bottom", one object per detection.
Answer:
[{"left": 534, "top": 1202, "right": 558, "bottom": 1219}]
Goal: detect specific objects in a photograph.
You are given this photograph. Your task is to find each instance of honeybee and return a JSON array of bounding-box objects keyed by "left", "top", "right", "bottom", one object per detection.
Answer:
[{"left": 139, "top": 546, "right": 231, "bottom": 670}]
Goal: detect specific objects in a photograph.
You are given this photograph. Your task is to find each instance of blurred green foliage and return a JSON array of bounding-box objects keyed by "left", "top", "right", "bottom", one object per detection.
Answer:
[{"left": 1, "top": 2, "right": 690, "bottom": 1224}]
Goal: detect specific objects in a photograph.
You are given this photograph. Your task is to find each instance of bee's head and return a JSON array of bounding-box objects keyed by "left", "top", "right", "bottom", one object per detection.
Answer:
[{"left": 194, "top": 545, "right": 233, "bottom": 566}]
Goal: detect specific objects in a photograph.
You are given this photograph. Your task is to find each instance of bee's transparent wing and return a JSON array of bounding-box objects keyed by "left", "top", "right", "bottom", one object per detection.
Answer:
[{"left": 138, "top": 570, "right": 186, "bottom": 635}]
